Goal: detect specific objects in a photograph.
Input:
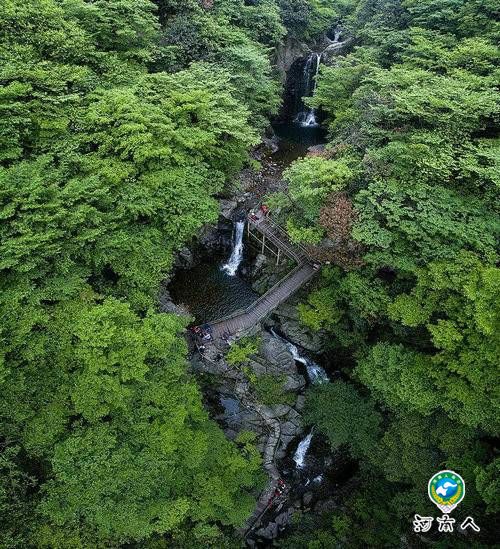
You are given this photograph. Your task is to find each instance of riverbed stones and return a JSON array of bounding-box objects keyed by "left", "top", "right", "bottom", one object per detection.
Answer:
[
  {"left": 256, "top": 521, "right": 278, "bottom": 540},
  {"left": 307, "top": 144, "right": 326, "bottom": 156},
  {"left": 260, "top": 332, "right": 294, "bottom": 367},
  {"left": 246, "top": 332, "right": 306, "bottom": 393},
  {"left": 173, "top": 246, "right": 194, "bottom": 269},
  {"left": 268, "top": 404, "right": 290, "bottom": 417},
  {"left": 303, "top": 491, "right": 314, "bottom": 506},
  {"left": 282, "top": 374, "right": 305, "bottom": 392},
  {"left": 158, "top": 288, "right": 191, "bottom": 317}
]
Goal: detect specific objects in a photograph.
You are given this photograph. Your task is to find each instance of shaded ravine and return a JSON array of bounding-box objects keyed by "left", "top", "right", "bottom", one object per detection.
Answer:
[{"left": 168, "top": 32, "right": 347, "bottom": 543}]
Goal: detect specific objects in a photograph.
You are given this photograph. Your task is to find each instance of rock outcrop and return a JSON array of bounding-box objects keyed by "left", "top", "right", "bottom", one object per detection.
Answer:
[{"left": 273, "top": 298, "right": 326, "bottom": 353}]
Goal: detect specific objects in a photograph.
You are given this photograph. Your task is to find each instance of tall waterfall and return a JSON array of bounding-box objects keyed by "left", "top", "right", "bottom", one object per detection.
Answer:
[
  {"left": 222, "top": 220, "right": 245, "bottom": 276},
  {"left": 293, "top": 430, "right": 313, "bottom": 469},
  {"left": 294, "top": 53, "right": 321, "bottom": 127},
  {"left": 271, "top": 329, "right": 329, "bottom": 384}
]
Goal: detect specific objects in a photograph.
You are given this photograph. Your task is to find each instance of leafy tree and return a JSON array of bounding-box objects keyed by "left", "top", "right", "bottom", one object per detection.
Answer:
[
  {"left": 8, "top": 298, "right": 263, "bottom": 546},
  {"left": 226, "top": 337, "right": 259, "bottom": 365},
  {"left": 387, "top": 253, "right": 500, "bottom": 432},
  {"left": 353, "top": 179, "right": 498, "bottom": 272},
  {"left": 0, "top": 0, "right": 283, "bottom": 546},
  {"left": 304, "top": 381, "right": 382, "bottom": 458}
]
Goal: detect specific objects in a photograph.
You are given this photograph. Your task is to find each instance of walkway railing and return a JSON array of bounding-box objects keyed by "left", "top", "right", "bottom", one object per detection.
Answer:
[
  {"left": 248, "top": 216, "right": 310, "bottom": 264},
  {"left": 194, "top": 212, "right": 320, "bottom": 338},
  {"left": 209, "top": 264, "right": 304, "bottom": 327}
]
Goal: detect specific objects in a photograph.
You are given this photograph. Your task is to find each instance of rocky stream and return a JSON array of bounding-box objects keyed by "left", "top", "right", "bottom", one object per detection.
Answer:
[{"left": 161, "top": 29, "right": 356, "bottom": 546}]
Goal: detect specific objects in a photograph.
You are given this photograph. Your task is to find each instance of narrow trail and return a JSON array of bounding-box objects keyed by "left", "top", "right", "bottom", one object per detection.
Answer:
[{"left": 194, "top": 343, "right": 290, "bottom": 538}]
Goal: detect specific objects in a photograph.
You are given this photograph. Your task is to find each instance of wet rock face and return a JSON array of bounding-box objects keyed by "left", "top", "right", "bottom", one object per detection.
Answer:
[
  {"left": 273, "top": 299, "right": 326, "bottom": 353},
  {"left": 249, "top": 253, "right": 267, "bottom": 278},
  {"left": 247, "top": 332, "right": 307, "bottom": 393},
  {"left": 219, "top": 199, "right": 239, "bottom": 220},
  {"left": 274, "top": 37, "right": 310, "bottom": 85},
  {"left": 197, "top": 217, "right": 234, "bottom": 254},
  {"left": 158, "top": 287, "right": 191, "bottom": 317},
  {"left": 173, "top": 246, "right": 194, "bottom": 269},
  {"left": 259, "top": 332, "right": 298, "bottom": 370}
]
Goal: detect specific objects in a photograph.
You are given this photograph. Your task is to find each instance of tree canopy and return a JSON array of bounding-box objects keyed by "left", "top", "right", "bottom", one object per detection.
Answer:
[
  {"left": 277, "top": 0, "right": 500, "bottom": 546},
  {"left": 0, "top": 1, "right": 288, "bottom": 546}
]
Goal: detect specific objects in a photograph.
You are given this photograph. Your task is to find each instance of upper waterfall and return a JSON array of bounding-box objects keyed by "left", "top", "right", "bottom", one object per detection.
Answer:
[{"left": 294, "top": 53, "right": 321, "bottom": 127}]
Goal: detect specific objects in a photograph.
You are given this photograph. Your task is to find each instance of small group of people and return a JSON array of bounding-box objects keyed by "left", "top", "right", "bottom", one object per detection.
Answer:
[
  {"left": 249, "top": 203, "right": 270, "bottom": 222},
  {"left": 267, "top": 478, "right": 287, "bottom": 507},
  {"left": 191, "top": 324, "right": 213, "bottom": 343}
]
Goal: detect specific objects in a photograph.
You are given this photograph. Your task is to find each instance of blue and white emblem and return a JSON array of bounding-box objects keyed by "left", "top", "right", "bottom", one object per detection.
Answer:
[{"left": 428, "top": 470, "right": 465, "bottom": 513}]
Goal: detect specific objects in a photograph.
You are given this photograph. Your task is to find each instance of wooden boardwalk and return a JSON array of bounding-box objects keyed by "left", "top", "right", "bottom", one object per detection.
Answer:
[{"left": 199, "top": 213, "right": 319, "bottom": 340}]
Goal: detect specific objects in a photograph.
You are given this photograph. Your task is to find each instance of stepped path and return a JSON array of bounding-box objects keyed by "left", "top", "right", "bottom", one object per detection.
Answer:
[{"left": 197, "top": 212, "right": 319, "bottom": 340}]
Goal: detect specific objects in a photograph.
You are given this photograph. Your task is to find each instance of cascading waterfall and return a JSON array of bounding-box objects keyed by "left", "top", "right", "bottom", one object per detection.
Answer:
[
  {"left": 303, "top": 355, "right": 330, "bottom": 384},
  {"left": 271, "top": 329, "right": 329, "bottom": 384},
  {"left": 294, "top": 53, "right": 321, "bottom": 127},
  {"left": 222, "top": 220, "right": 245, "bottom": 276},
  {"left": 293, "top": 430, "right": 314, "bottom": 469}
]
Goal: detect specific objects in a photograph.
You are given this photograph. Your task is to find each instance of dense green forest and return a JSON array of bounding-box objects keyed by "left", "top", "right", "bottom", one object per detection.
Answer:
[
  {"left": 0, "top": 0, "right": 498, "bottom": 548},
  {"left": 276, "top": 1, "right": 500, "bottom": 546}
]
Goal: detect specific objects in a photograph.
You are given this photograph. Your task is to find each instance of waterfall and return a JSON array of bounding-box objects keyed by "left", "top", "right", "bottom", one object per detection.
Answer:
[
  {"left": 222, "top": 220, "right": 245, "bottom": 276},
  {"left": 271, "top": 329, "right": 329, "bottom": 384},
  {"left": 293, "top": 430, "right": 313, "bottom": 469},
  {"left": 303, "top": 356, "right": 330, "bottom": 385},
  {"left": 294, "top": 53, "right": 321, "bottom": 128}
]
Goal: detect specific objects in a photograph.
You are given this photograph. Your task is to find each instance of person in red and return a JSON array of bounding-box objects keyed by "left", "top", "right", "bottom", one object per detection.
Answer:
[{"left": 260, "top": 204, "right": 270, "bottom": 216}]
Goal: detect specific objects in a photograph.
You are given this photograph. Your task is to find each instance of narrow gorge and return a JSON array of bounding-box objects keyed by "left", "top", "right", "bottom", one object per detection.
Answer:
[{"left": 164, "top": 32, "right": 355, "bottom": 545}]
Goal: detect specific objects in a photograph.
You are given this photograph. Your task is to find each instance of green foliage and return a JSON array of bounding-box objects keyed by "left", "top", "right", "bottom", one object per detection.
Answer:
[
  {"left": 215, "top": 0, "right": 286, "bottom": 47},
  {"left": 252, "top": 374, "right": 294, "bottom": 406},
  {"left": 226, "top": 337, "right": 260, "bottom": 366},
  {"left": 387, "top": 253, "right": 500, "bottom": 432},
  {"left": 305, "top": 1, "right": 340, "bottom": 39},
  {"left": 286, "top": 218, "right": 324, "bottom": 244},
  {"left": 282, "top": 156, "right": 356, "bottom": 243},
  {"left": 8, "top": 298, "right": 262, "bottom": 546},
  {"left": 0, "top": 446, "right": 37, "bottom": 548},
  {"left": 298, "top": 285, "right": 342, "bottom": 330},
  {"left": 353, "top": 179, "right": 498, "bottom": 272},
  {"left": 282, "top": 1, "right": 500, "bottom": 546},
  {"left": 284, "top": 157, "right": 354, "bottom": 222},
  {"left": 209, "top": 42, "right": 282, "bottom": 131},
  {"left": 475, "top": 458, "right": 500, "bottom": 515},
  {"left": 304, "top": 381, "right": 382, "bottom": 458},
  {"left": 0, "top": 0, "right": 283, "bottom": 546}
]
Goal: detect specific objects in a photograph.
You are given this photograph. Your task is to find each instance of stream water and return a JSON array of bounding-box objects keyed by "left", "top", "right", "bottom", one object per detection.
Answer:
[
  {"left": 271, "top": 329, "right": 330, "bottom": 384},
  {"left": 169, "top": 260, "right": 257, "bottom": 324}
]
